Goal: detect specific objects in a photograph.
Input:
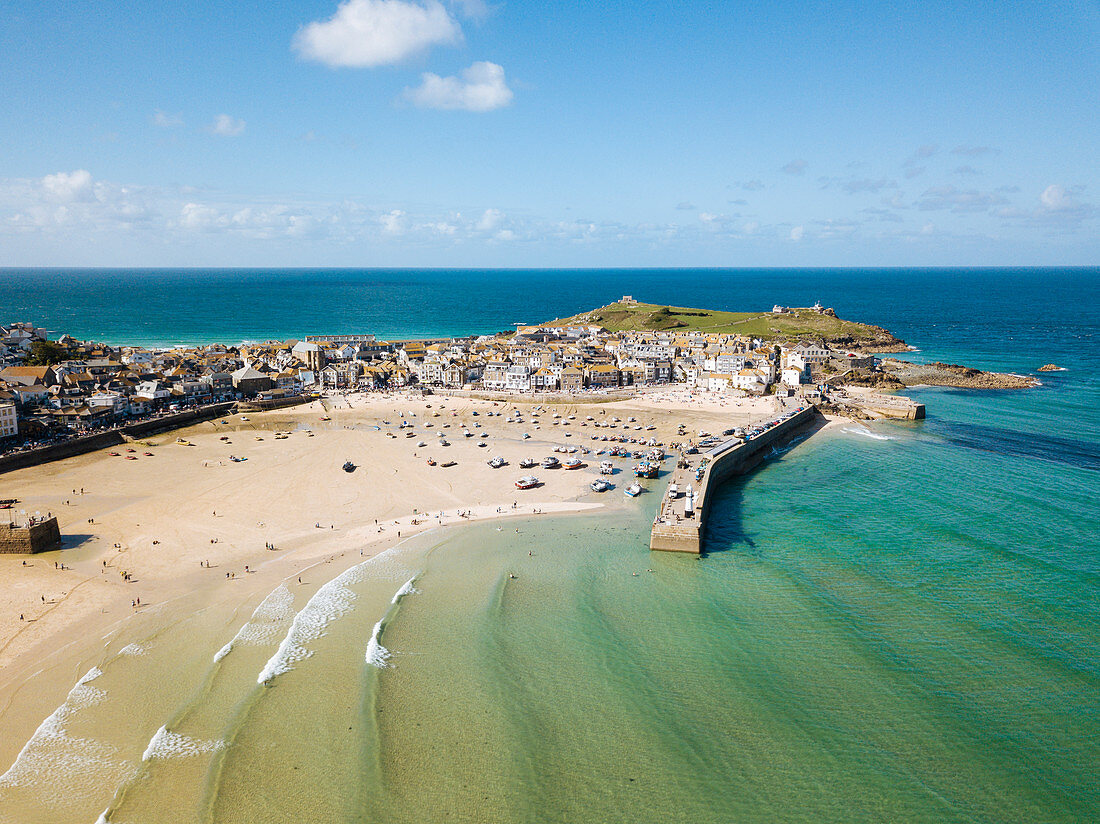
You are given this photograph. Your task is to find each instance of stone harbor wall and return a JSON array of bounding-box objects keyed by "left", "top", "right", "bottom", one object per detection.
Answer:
[{"left": 0, "top": 518, "right": 62, "bottom": 554}]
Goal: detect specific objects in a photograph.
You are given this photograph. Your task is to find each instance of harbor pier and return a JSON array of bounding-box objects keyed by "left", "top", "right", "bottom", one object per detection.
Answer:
[{"left": 649, "top": 405, "right": 819, "bottom": 554}]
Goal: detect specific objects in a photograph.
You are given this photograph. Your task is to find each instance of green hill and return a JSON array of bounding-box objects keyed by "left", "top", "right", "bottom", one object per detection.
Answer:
[{"left": 540, "top": 301, "right": 904, "bottom": 349}]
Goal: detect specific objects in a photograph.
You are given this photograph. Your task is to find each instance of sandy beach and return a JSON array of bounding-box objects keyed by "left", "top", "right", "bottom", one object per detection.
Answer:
[{"left": 0, "top": 389, "right": 785, "bottom": 772}]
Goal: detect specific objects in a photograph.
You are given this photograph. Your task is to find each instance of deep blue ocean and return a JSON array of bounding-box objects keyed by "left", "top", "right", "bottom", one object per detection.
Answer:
[{"left": 3, "top": 267, "right": 1099, "bottom": 822}]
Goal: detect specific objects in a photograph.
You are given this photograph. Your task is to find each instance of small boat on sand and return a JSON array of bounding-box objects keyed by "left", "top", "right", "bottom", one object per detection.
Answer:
[{"left": 624, "top": 483, "right": 642, "bottom": 497}]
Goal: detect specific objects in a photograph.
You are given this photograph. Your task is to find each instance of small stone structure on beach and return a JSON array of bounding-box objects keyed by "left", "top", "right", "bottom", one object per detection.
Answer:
[{"left": 0, "top": 517, "right": 62, "bottom": 554}]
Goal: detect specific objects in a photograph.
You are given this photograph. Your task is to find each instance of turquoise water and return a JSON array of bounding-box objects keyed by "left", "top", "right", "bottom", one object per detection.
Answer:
[{"left": 1, "top": 268, "right": 1097, "bottom": 822}]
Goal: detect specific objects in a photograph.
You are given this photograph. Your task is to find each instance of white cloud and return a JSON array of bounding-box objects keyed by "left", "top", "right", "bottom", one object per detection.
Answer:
[
  {"left": 380, "top": 209, "right": 406, "bottom": 234},
  {"left": 294, "top": 0, "right": 461, "bottom": 68},
  {"left": 405, "top": 61, "right": 513, "bottom": 111},
  {"left": 449, "top": 0, "right": 489, "bottom": 18},
  {"left": 41, "top": 170, "right": 95, "bottom": 202},
  {"left": 152, "top": 110, "right": 183, "bottom": 128},
  {"left": 789, "top": 226, "right": 804, "bottom": 241},
  {"left": 209, "top": 114, "right": 246, "bottom": 137},
  {"left": 1040, "top": 184, "right": 1072, "bottom": 211},
  {"left": 180, "top": 202, "right": 222, "bottom": 230},
  {"left": 477, "top": 208, "right": 504, "bottom": 230}
]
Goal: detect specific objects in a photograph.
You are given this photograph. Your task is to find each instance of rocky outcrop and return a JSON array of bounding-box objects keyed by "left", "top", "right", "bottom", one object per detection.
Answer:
[
  {"left": 1037, "top": 364, "right": 1063, "bottom": 372},
  {"left": 882, "top": 360, "right": 1039, "bottom": 389},
  {"left": 832, "top": 369, "right": 906, "bottom": 391},
  {"left": 821, "top": 327, "right": 908, "bottom": 353}
]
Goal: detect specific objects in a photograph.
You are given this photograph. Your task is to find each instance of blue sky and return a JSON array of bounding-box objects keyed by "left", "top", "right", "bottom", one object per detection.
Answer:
[{"left": 1, "top": 0, "right": 1098, "bottom": 266}]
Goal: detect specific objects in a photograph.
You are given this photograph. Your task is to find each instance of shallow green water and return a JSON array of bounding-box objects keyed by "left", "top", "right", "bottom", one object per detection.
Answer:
[{"left": 2, "top": 268, "right": 1097, "bottom": 822}]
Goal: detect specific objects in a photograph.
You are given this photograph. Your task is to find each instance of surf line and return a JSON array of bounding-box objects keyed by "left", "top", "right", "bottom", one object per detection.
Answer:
[
  {"left": 257, "top": 537, "right": 422, "bottom": 686},
  {"left": 366, "top": 575, "right": 420, "bottom": 670}
]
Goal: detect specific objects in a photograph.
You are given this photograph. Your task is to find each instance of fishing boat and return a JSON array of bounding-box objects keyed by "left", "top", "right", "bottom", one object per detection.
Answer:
[
  {"left": 441, "top": 460, "right": 457, "bottom": 468},
  {"left": 426, "top": 458, "right": 436, "bottom": 466},
  {"left": 343, "top": 460, "right": 356, "bottom": 473},
  {"left": 599, "top": 461, "right": 614, "bottom": 474},
  {"left": 488, "top": 456, "right": 506, "bottom": 468},
  {"left": 633, "top": 462, "right": 658, "bottom": 479},
  {"left": 589, "top": 478, "right": 610, "bottom": 492},
  {"left": 563, "top": 458, "right": 584, "bottom": 470},
  {"left": 519, "top": 458, "right": 536, "bottom": 468},
  {"left": 515, "top": 476, "right": 539, "bottom": 489},
  {"left": 624, "top": 483, "right": 642, "bottom": 497},
  {"left": 541, "top": 456, "right": 560, "bottom": 469}
]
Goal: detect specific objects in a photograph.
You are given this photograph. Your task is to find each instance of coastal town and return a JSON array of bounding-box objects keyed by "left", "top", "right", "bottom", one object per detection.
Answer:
[{"left": 0, "top": 300, "right": 917, "bottom": 452}]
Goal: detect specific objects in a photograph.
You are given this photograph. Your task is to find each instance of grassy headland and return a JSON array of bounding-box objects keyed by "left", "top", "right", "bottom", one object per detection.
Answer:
[{"left": 539, "top": 301, "right": 906, "bottom": 350}]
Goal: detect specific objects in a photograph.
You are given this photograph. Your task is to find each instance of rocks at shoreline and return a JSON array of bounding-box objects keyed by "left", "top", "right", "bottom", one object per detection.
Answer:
[
  {"left": 1037, "top": 364, "right": 1063, "bottom": 372},
  {"left": 831, "top": 369, "right": 906, "bottom": 391},
  {"left": 881, "top": 359, "right": 1039, "bottom": 389}
]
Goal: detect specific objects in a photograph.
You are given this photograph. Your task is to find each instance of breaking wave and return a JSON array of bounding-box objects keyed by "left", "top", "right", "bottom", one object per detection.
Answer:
[
  {"left": 0, "top": 667, "right": 133, "bottom": 800},
  {"left": 257, "top": 567, "right": 372, "bottom": 684},
  {"left": 391, "top": 576, "right": 419, "bottom": 604},
  {"left": 368, "top": 576, "right": 419, "bottom": 669},
  {"left": 366, "top": 620, "right": 390, "bottom": 669},
  {"left": 214, "top": 584, "right": 294, "bottom": 663},
  {"left": 842, "top": 425, "right": 893, "bottom": 441},
  {"left": 141, "top": 726, "right": 225, "bottom": 761}
]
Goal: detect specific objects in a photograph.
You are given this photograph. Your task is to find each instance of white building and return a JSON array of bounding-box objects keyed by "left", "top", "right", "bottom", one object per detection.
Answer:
[
  {"left": 781, "top": 367, "right": 807, "bottom": 386},
  {"left": 505, "top": 364, "right": 532, "bottom": 392},
  {"left": 0, "top": 402, "right": 17, "bottom": 438}
]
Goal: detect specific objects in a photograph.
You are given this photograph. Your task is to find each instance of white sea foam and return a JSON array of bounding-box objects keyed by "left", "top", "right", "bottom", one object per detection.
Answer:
[
  {"left": 842, "top": 426, "right": 893, "bottom": 441},
  {"left": 118, "top": 643, "right": 146, "bottom": 656},
  {"left": 366, "top": 620, "right": 391, "bottom": 669},
  {"left": 0, "top": 667, "right": 133, "bottom": 800},
  {"left": 257, "top": 565, "right": 372, "bottom": 684},
  {"left": 214, "top": 584, "right": 294, "bottom": 663},
  {"left": 368, "top": 577, "right": 419, "bottom": 668},
  {"left": 95, "top": 807, "right": 111, "bottom": 824},
  {"left": 391, "top": 576, "right": 419, "bottom": 604},
  {"left": 141, "top": 725, "right": 225, "bottom": 761}
]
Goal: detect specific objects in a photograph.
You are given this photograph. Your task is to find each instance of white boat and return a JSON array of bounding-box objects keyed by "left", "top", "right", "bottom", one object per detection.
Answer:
[
  {"left": 541, "top": 456, "right": 560, "bottom": 469},
  {"left": 523, "top": 432, "right": 531, "bottom": 439},
  {"left": 519, "top": 457, "right": 536, "bottom": 468},
  {"left": 488, "top": 456, "right": 506, "bottom": 468},
  {"left": 624, "top": 483, "right": 642, "bottom": 497},
  {"left": 589, "top": 478, "right": 610, "bottom": 492},
  {"left": 563, "top": 458, "right": 584, "bottom": 470},
  {"left": 599, "top": 461, "right": 614, "bottom": 474},
  {"left": 515, "top": 476, "right": 539, "bottom": 489}
]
